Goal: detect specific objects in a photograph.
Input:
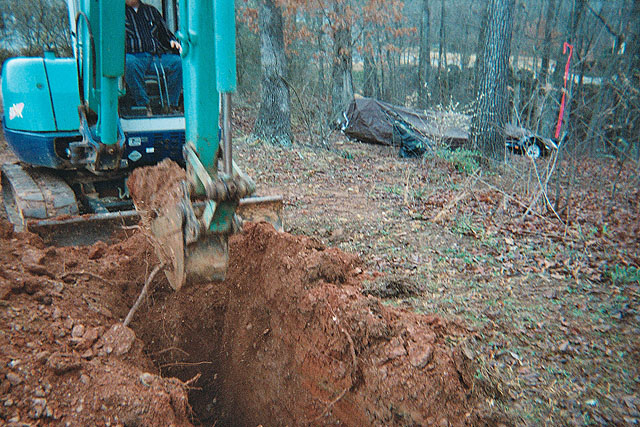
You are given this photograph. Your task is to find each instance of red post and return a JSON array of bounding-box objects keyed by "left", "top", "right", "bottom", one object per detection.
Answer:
[{"left": 555, "top": 42, "right": 574, "bottom": 139}]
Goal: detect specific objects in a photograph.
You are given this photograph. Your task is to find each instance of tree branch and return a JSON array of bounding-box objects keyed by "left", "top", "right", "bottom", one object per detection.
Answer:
[{"left": 587, "top": 4, "right": 620, "bottom": 40}]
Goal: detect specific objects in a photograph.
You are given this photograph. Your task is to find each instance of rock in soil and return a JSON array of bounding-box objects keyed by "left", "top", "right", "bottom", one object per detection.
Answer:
[
  {"left": 99, "top": 324, "right": 136, "bottom": 356},
  {"left": 46, "top": 352, "right": 82, "bottom": 375}
]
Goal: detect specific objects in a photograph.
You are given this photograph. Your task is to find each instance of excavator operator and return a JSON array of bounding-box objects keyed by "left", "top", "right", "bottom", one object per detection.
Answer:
[{"left": 124, "top": 0, "right": 183, "bottom": 115}]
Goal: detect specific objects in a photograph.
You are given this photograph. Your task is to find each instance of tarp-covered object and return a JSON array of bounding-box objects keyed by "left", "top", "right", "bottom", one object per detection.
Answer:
[
  {"left": 342, "top": 97, "right": 557, "bottom": 157},
  {"left": 342, "top": 97, "right": 468, "bottom": 147}
]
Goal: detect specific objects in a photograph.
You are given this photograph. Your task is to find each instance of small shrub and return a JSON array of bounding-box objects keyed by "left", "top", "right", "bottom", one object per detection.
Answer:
[
  {"left": 339, "top": 149, "right": 354, "bottom": 160},
  {"left": 427, "top": 147, "right": 481, "bottom": 175}
]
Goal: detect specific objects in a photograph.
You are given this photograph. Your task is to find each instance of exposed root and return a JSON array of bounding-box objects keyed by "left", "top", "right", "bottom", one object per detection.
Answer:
[
  {"left": 159, "top": 361, "right": 214, "bottom": 369},
  {"left": 123, "top": 262, "right": 165, "bottom": 327}
]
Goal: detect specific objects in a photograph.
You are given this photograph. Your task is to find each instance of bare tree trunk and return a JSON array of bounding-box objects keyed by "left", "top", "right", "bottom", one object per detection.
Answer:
[
  {"left": 469, "top": 0, "right": 515, "bottom": 165},
  {"left": 510, "top": 3, "right": 525, "bottom": 125},
  {"left": 512, "top": 74, "right": 521, "bottom": 125},
  {"left": 330, "top": 1, "right": 354, "bottom": 127},
  {"left": 556, "top": 0, "right": 586, "bottom": 141},
  {"left": 418, "top": 0, "right": 431, "bottom": 109},
  {"left": 253, "top": 0, "right": 292, "bottom": 146},
  {"left": 581, "top": 4, "right": 623, "bottom": 155},
  {"left": 377, "top": 38, "right": 385, "bottom": 99},
  {"left": 315, "top": 16, "right": 326, "bottom": 98},
  {"left": 538, "top": 0, "right": 557, "bottom": 85},
  {"left": 473, "top": 0, "right": 489, "bottom": 92},
  {"left": 542, "top": 0, "right": 586, "bottom": 143},
  {"left": 625, "top": 0, "right": 640, "bottom": 76},
  {"left": 461, "top": 16, "right": 471, "bottom": 96},
  {"left": 363, "top": 51, "right": 376, "bottom": 98},
  {"left": 437, "top": 0, "right": 448, "bottom": 103},
  {"left": 621, "top": 0, "right": 640, "bottom": 158},
  {"left": 385, "top": 50, "right": 393, "bottom": 101},
  {"left": 553, "top": 0, "right": 590, "bottom": 212},
  {"left": 532, "top": 0, "right": 557, "bottom": 134},
  {"left": 363, "top": 31, "right": 377, "bottom": 98}
]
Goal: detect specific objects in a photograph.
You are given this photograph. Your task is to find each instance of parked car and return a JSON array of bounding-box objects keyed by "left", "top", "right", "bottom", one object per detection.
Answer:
[{"left": 503, "top": 124, "right": 559, "bottom": 159}]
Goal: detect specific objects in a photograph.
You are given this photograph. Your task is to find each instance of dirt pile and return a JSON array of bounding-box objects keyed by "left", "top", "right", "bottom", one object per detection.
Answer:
[{"left": 0, "top": 220, "right": 192, "bottom": 426}]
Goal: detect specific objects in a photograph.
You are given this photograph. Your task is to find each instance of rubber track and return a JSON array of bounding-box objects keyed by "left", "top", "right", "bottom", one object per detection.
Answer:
[{"left": 1, "top": 163, "right": 78, "bottom": 230}]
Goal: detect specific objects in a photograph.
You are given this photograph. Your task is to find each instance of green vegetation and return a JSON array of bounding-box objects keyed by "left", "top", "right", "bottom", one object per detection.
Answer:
[
  {"left": 427, "top": 148, "right": 481, "bottom": 175},
  {"left": 606, "top": 264, "right": 640, "bottom": 285}
]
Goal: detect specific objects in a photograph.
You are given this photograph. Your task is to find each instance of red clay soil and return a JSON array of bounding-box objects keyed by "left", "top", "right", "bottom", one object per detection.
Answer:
[
  {"left": 136, "top": 222, "right": 490, "bottom": 426},
  {"left": 0, "top": 159, "right": 502, "bottom": 425},
  {"left": 0, "top": 220, "right": 192, "bottom": 426}
]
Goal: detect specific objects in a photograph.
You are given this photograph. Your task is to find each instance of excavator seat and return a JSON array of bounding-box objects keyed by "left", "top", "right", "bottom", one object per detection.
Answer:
[{"left": 120, "top": 62, "right": 181, "bottom": 117}]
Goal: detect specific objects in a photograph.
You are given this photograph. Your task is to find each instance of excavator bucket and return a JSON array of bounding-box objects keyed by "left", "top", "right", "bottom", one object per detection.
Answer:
[
  {"left": 149, "top": 193, "right": 231, "bottom": 291},
  {"left": 149, "top": 203, "right": 187, "bottom": 290},
  {"left": 148, "top": 191, "right": 284, "bottom": 291}
]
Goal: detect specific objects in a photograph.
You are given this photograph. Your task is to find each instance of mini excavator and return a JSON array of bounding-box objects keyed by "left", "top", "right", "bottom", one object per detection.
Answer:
[{"left": 1, "top": 0, "right": 281, "bottom": 289}]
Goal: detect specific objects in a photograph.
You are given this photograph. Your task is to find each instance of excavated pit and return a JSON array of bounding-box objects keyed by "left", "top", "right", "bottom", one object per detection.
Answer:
[
  {"left": 0, "top": 159, "right": 495, "bottom": 426},
  {"left": 132, "top": 223, "right": 484, "bottom": 425},
  {"left": 123, "top": 160, "right": 485, "bottom": 426}
]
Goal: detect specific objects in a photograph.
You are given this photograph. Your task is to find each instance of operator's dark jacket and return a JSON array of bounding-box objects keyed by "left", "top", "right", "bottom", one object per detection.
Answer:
[{"left": 125, "top": 2, "right": 177, "bottom": 55}]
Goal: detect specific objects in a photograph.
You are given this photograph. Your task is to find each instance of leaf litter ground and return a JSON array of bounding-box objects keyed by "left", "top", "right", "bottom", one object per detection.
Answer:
[
  {"left": 0, "top": 111, "right": 638, "bottom": 425},
  {"left": 234, "top": 113, "right": 638, "bottom": 426}
]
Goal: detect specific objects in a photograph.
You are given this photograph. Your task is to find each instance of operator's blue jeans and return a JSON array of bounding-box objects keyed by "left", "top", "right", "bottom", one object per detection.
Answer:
[{"left": 125, "top": 53, "right": 182, "bottom": 108}]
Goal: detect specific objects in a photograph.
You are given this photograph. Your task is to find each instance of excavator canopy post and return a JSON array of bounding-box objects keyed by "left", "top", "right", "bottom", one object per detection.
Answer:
[{"left": 98, "top": 0, "right": 124, "bottom": 146}]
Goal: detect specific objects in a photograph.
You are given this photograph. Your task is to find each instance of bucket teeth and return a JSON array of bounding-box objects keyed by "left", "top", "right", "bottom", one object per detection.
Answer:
[
  {"left": 184, "top": 233, "right": 229, "bottom": 283},
  {"left": 150, "top": 194, "right": 232, "bottom": 289}
]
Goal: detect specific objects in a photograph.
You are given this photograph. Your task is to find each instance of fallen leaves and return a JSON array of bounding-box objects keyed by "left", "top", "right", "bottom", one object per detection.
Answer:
[{"left": 232, "top": 119, "right": 639, "bottom": 425}]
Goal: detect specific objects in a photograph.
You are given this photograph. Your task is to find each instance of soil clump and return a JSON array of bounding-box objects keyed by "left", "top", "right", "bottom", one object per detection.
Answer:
[{"left": 128, "top": 158, "right": 186, "bottom": 216}]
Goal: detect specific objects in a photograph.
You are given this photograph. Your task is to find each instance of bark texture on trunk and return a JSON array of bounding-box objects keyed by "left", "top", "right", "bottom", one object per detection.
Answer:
[
  {"left": 254, "top": 0, "right": 292, "bottom": 146},
  {"left": 469, "top": 0, "right": 515, "bottom": 165},
  {"left": 437, "top": 0, "right": 447, "bottom": 103},
  {"left": 363, "top": 32, "right": 377, "bottom": 98},
  {"left": 625, "top": 0, "right": 640, "bottom": 155},
  {"left": 330, "top": 1, "right": 354, "bottom": 127},
  {"left": 533, "top": 0, "right": 557, "bottom": 135},
  {"left": 473, "top": 0, "right": 489, "bottom": 91}
]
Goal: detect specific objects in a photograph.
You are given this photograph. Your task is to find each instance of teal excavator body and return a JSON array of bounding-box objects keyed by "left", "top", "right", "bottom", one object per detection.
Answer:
[{"left": 1, "top": 0, "right": 280, "bottom": 287}]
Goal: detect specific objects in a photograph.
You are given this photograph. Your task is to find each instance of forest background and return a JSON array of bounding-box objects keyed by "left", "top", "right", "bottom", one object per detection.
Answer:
[{"left": 1, "top": 0, "right": 638, "bottom": 162}]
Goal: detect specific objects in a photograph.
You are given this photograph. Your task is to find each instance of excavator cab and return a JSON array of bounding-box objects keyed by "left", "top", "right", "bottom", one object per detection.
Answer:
[{"left": 1, "top": 0, "right": 282, "bottom": 289}]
